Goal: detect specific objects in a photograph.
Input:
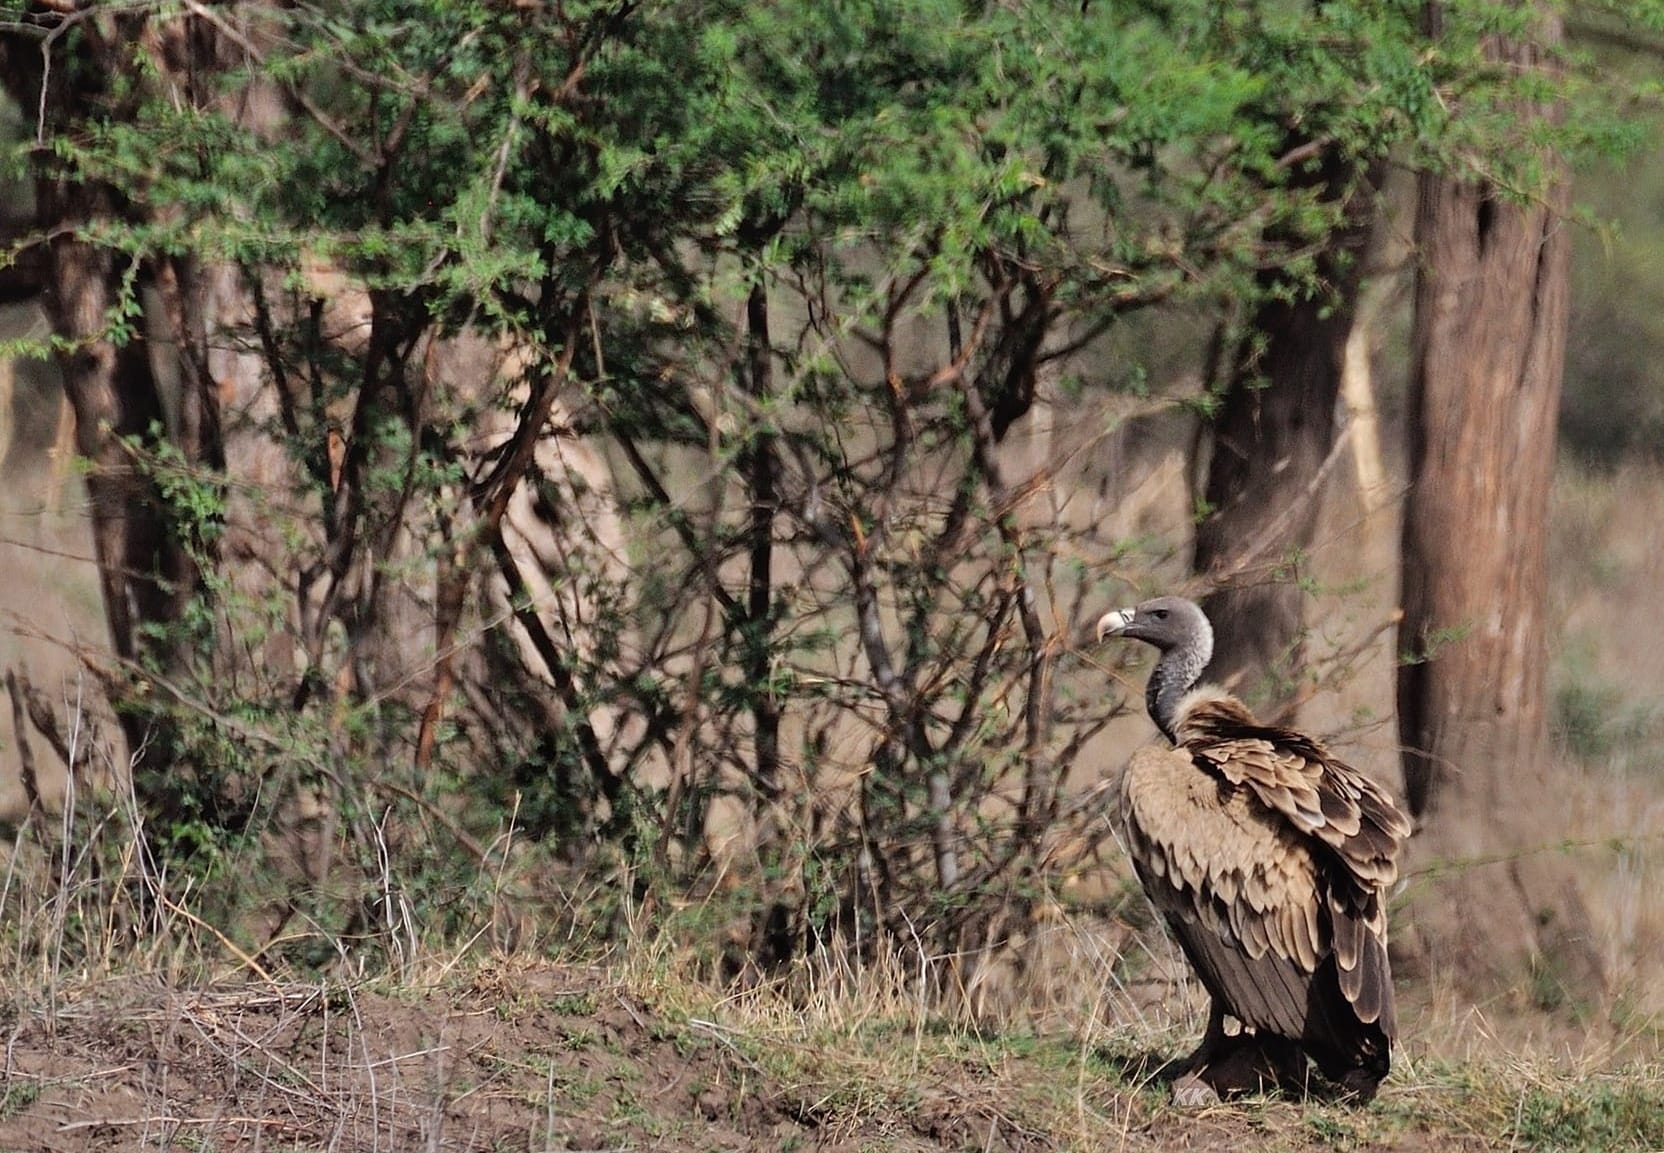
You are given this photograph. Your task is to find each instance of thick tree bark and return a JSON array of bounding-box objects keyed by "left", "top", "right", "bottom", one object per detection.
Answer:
[
  {"left": 1396, "top": 15, "right": 1603, "bottom": 998},
  {"left": 1193, "top": 152, "right": 1378, "bottom": 714},
  {"left": 6, "top": 14, "right": 234, "bottom": 826},
  {"left": 41, "top": 228, "right": 188, "bottom": 666}
]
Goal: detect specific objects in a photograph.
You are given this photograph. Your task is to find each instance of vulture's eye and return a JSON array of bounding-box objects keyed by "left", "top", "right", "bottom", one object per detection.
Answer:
[{"left": 1153, "top": 609, "right": 1168, "bottom": 619}]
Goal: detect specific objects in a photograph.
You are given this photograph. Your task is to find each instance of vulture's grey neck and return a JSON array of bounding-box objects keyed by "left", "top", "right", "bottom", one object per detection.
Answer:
[{"left": 1147, "top": 639, "right": 1210, "bottom": 743}]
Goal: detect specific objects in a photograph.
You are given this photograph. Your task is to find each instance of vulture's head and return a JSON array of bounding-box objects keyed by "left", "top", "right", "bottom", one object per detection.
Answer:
[{"left": 1095, "top": 595, "right": 1214, "bottom": 662}]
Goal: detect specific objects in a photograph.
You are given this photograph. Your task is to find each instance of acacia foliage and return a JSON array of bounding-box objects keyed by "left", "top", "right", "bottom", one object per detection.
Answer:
[{"left": 1, "top": 0, "right": 1657, "bottom": 967}]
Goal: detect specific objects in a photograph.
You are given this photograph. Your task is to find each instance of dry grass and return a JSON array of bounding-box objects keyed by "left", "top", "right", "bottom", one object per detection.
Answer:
[{"left": 1546, "top": 461, "right": 1664, "bottom": 1025}]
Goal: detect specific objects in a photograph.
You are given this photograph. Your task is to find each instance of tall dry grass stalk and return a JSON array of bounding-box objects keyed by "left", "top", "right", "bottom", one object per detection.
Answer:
[{"left": 0, "top": 675, "right": 264, "bottom": 1001}]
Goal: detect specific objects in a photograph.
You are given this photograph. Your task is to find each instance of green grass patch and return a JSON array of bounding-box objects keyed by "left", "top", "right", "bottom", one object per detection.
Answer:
[{"left": 1509, "top": 1079, "right": 1664, "bottom": 1152}]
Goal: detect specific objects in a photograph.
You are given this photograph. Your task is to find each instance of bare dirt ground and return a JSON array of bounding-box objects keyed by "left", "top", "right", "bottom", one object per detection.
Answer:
[
  {"left": 4, "top": 961, "right": 1120, "bottom": 1153},
  {"left": 8, "top": 958, "right": 1653, "bottom": 1153},
  {"left": 0, "top": 964, "right": 1077, "bottom": 1153},
  {"left": 3, "top": 965, "right": 868, "bottom": 1153}
]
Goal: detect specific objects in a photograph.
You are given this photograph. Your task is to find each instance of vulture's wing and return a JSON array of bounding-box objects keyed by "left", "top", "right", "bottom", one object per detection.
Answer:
[
  {"left": 1175, "top": 697, "right": 1411, "bottom": 1033},
  {"left": 1119, "top": 743, "right": 1329, "bottom": 1043}
]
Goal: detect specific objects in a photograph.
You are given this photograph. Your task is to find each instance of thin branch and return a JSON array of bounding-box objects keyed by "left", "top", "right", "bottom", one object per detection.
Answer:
[
  {"left": 610, "top": 428, "right": 739, "bottom": 618},
  {"left": 180, "top": 0, "right": 376, "bottom": 167},
  {"left": 472, "top": 298, "right": 586, "bottom": 528},
  {"left": 486, "top": 532, "right": 621, "bottom": 806},
  {"left": 5, "top": 670, "right": 44, "bottom": 817},
  {"left": 1201, "top": 422, "right": 1355, "bottom": 589}
]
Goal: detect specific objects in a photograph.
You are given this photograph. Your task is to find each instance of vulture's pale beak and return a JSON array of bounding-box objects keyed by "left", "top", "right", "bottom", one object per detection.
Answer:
[{"left": 1095, "top": 607, "right": 1134, "bottom": 643}]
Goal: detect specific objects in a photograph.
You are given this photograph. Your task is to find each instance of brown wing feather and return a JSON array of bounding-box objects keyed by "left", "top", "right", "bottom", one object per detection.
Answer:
[
  {"left": 1120, "top": 743, "right": 1325, "bottom": 1042},
  {"left": 1164, "top": 902, "right": 1313, "bottom": 1040},
  {"left": 1171, "top": 690, "right": 1409, "bottom": 1035}
]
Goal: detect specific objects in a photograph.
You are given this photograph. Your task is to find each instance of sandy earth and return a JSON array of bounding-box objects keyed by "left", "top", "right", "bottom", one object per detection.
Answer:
[
  {"left": 0, "top": 966, "right": 1033, "bottom": 1153},
  {"left": 0, "top": 963, "right": 1510, "bottom": 1153}
]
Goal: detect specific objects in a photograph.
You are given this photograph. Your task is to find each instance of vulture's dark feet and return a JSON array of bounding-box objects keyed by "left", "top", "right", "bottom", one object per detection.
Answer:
[
  {"left": 1172, "top": 1034, "right": 1307, "bottom": 1106},
  {"left": 1324, "top": 1065, "right": 1385, "bottom": 1105}
]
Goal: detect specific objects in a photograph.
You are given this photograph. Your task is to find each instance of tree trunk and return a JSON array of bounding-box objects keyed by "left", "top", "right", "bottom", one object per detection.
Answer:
[
  {"left": 1193, "top": 153, "right": 1378, "bottom": 716},
  {"left": 42, "top": 231, "right": 189, "bottom": 666},
  {"left": 6, "top": 16, "right": 233, "bottom": 826},
  {"left": 1395, "top": 13, "right": 1603, "bottom": 999}
]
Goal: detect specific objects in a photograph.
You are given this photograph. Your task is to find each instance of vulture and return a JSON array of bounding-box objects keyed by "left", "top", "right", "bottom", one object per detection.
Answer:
[{"left": 1096, "top": 596, "right": 1410, "bottom": 1104}]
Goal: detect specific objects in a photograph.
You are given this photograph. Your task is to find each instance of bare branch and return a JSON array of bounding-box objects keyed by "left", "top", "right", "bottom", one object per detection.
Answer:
[{"left": 180, "top": 0, "right": 377, "bottom": 167}]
